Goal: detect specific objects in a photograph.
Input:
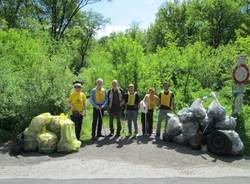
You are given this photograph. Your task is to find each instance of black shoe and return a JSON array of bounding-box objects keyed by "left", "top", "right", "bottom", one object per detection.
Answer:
[{"left": 91, "top": 136, "right": 96, "bottom": 140}]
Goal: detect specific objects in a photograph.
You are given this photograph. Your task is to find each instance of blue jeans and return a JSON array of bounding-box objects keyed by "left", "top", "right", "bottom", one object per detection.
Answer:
[
  {"left": 126, "top": 110, "right": 138, "bottom": 134},
  {"left": 156, "top": 109, "right": 172, "bottom": 136}
]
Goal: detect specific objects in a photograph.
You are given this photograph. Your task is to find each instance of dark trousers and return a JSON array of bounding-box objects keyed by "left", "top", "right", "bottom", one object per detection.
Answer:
[
  {"left": 70, "top": 115, "right": 83, "bottom": 140},
  {"left": 92, "top": 108, "right": 104, "bottom": 137},
  {"left": 109, "top": 111, "right": 122, "bottom": 135},
  {"left": 141, "top": 109, "right": 154, "bottom": 135}
]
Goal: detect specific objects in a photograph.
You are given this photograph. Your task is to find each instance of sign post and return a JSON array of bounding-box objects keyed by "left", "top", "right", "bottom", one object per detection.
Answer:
[{"left": 232, "top": 55, "right": 249, "bottom": 115}]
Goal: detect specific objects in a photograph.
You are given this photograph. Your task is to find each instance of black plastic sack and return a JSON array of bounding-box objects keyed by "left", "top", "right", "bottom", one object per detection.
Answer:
[
  {"left": 166, "top": 115, "right": 183, "bottom": 138},
  {"left": 182, "top": 122, "right": 199, "bottom": 140},
  {"left": 178, "top": 108, "right": 193, "bottom": 123},
  {"left": 190, "top": 98, "right": 206, "bottom": 120},
  {"left": 207, "top": 92, "right": 226, "bottom": 122},
  {"left": 214, "top": 116, "right": 237, "bottom": 130}
]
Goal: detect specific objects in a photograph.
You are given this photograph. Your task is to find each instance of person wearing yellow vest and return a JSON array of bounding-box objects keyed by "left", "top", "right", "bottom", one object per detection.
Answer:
[
  {"left": 141, "top": 88, "right": 159, "bottom": 136},
  {"left": 124, "top": 84, "right": 140, "bottom": 136},
  {"left": 156, "top": 81, "right": 176, "bottom": 139},
  {"left": 68, "top": 81, "right": 87, "bottom": 140},
  {"left": 89, "top": 78, "right": 108, "bottom": 139}
]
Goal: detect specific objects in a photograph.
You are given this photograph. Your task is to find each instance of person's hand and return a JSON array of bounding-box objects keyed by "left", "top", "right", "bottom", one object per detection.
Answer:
[{"left": 81, "top": 111, "right": 86, "bottom": 117}]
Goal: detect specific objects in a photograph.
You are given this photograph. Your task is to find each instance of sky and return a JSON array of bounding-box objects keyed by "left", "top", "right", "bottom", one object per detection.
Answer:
[{"left": 85, "top": 0, "right": 166, "bottom": 37}]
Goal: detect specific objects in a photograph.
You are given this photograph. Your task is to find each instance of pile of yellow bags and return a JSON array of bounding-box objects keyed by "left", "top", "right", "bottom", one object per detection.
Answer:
[{"left": 23, "top": 113, "right": 81, "bottom": 153}]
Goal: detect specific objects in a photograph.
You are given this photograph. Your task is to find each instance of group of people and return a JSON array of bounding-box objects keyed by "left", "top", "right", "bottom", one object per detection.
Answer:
[{"left": 68, "top": 79, "right": 176, "bottom": 141}]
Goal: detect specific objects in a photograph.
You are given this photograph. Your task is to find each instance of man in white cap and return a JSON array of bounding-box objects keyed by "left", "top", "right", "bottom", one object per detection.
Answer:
[{"left": 68, "top": 81, "right": 87, "bottom": 140}]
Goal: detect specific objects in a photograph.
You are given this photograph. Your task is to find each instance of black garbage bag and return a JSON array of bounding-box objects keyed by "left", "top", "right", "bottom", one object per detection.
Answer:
[
  {"left": 190, "top": 98, "right": 206, "bottom": 120},
  {"left": 228, "top": 131, "right": 244, "bottom": 155},
  {"left": 178, "top": 108, "right": 193, "bottom": 123},
  {"left": 166, "top": 115, "right": 183, "bottom": 137},
  {"left": 182, "top": 122, "right": 199, "bottom": 140},
  {"left": 214, "top": 116, "right": 237, "bottom": 130},
  {"left": 207, "top": 92, "right": 226, "bottom": 122},
  {"left": 189, "top": 132, "right": 205, "bottom": 150},
  {"left": 173, "top": 134, "right": 188, "bottom": 145}
]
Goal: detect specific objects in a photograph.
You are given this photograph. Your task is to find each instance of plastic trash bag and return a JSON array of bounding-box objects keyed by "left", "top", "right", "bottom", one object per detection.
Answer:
[
  {"left": 173, "top": 134, "right": 188, "bottom": 145},
  {"left": 199, "top": 115, "right": 210, "bottom": 130},
  {"left": 182, "top": 122, "right": 199, "bottom": 140},
  {"left": 228, "top": 131, "right": 244, "bottom": 155},
  {"left": 215, "top": 116, "right": 237, "bottom": 130},
  {"left": 207, "top": 92, "right": 226, "bottom": 122},
  {"left": 190, "top": 98, "right": 206, "bottom": 119},
  {"left": 46, "top": 116, "right": 61, "bottom": 136},
  {"left": 139, "top": 100, "right": 148, "bottom": 113},
  {"left": 23, "top": 128, "right": 38, "bottom": 151},
  {"left": 57, "top": 114, "right": 81, "bottom": 153},
  {"left": 37, "top": 131, "right": 58, "bottom": 154},
  {"left": 189, "top": 132, "right": 205, "bottom": 150},
  {"left": 166, "top": 115, "right": 182, "bottom": 137},
  {"left": 178, "top": 108, "right": 193, "bottom": 123},
  {"left": 27, "top": 113, "right": 53, "bottom": 135}
]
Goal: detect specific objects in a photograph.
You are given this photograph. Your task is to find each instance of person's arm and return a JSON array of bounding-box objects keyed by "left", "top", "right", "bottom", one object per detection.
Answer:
[
  {"left": 155, "top": 95, "right": 160, "bottom": 107},
  {"left": 89, "top": 89, "right": 98, "bottom": 108},
  {"left": 82, "top": 94, "right": 87, "bottom": 116},
  {"left": 157, "top": 93, "right": 161, "bottom": 107},
  {"left": 143, "top": 94, "right": 149, "bottom": 104},
  {"left": 102, "top": 90, "right": 109, "bottom": 109},
  {"left": 136, "top": 93, "right": 140, "bottom": 109}
]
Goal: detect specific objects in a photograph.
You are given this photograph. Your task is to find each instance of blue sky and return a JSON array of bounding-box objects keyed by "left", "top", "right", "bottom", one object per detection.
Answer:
[{"left": 85, "top": 0, "right": 166, "bottom": 37}]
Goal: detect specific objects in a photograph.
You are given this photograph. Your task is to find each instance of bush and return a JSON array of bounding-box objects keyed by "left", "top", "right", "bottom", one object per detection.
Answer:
[{"left": 0, "top": 29, "right": 74, "bottom": 136}]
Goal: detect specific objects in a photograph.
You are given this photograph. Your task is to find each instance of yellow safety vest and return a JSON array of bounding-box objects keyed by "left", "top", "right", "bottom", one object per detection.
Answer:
[
  {"left": 148, "top": 96, "right": 157, "bottom": 110},
  {"left": 96, "top": 88, "right": 105, "bottom": 103},
  {"left": 160, "top": 91, "right": 172, "bottom": 108},
  {"left": 127, "top": 92, "right": 137, "bottom": 106}
]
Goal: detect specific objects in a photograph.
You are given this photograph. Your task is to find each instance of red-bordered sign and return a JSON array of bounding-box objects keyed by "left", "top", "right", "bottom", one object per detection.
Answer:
[{"left": 232, "top": 64, "right": 249, "bottom": 84}]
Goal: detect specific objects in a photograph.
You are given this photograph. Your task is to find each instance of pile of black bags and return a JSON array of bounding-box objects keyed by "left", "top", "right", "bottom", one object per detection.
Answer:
[{"left": 163, "top": 92, "right": 244, "bottom": 156}]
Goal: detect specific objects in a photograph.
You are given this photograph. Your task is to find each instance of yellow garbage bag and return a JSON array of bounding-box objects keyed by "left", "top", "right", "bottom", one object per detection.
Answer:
[
  {"left": 46, "top": 116, "right": 61, "bottom": 136},
  {"left": 23, "top": 128, "right": 38, "bottom": 151},
  {"left": 37, "top": 130, "right": 58, "bottom": 154},
  {"left": 27, "top": 113, "right": 53, "bottom": 135},
  {"left": 57, "top": 114, "right": 81, "bottom": 153}
]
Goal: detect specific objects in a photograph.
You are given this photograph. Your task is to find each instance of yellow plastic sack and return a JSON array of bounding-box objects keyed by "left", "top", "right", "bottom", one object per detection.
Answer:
[
  {"left": 46, "top": 116, "right": 61, "bottom": 136},
  {"left": 27, "top": 113, "right": 53, "bottom": 135},
  {"left": 23, "top": 128, "right": 38, "bottom": 151},
  {"left": 37, "top": 130, "right": 58, "bottom": 154},
  {"left": 57, "top": 114, "right": 81, "bottom": 153}
]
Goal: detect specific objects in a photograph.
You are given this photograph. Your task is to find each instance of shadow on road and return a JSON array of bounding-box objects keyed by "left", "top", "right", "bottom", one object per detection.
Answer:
[{"left": 1, "top": 136, "right": 249, "bottom": 163}]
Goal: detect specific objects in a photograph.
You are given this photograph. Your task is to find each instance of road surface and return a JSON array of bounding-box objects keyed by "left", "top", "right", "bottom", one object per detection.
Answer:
[{"left": 1, "top": 136, "right": 250, "bottom": 183}]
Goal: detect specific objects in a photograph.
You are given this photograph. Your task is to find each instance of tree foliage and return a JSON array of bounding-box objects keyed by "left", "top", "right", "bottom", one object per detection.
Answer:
[{"left": 0, "top": 0, "right": 249, "bottom": 146}]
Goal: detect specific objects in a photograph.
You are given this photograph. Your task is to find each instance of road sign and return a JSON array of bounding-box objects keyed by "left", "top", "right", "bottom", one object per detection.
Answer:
[
  {"left": 232, "top": 55, "right": 248, "bottom": 115},
  {"left": 232, "top": 55, "right": 249, "bottom": 84}
]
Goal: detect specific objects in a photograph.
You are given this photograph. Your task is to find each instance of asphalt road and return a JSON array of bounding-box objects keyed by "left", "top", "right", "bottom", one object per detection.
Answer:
[
  {"left": 1, "top": 177, "right": 250, "bottom": 184},
  {"left": 1, "top": 136, "right": 250, "bottom": 184}
]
